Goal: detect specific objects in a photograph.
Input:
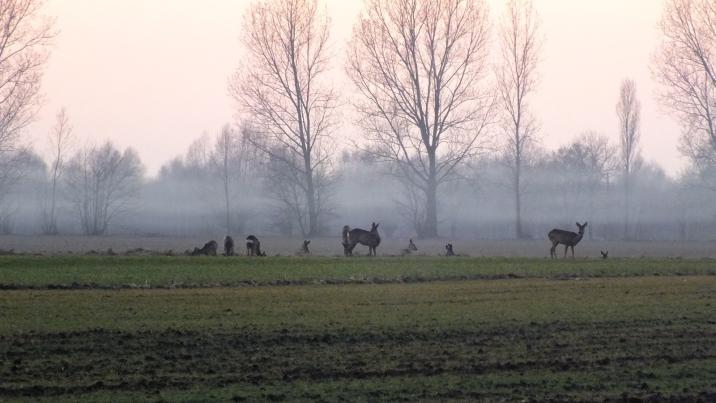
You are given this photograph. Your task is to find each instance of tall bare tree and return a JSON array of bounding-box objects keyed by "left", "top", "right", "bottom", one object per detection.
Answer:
[
  {"left": 210, "top": 124, "right": 252, "bottom": 235},
  {"left": 496, "top": 0, "right": 541, "bottom": 239},
  {"left": 616, "top": 79, "right": 641, "bottom": 240},
  {"left": 42, "top": 108, "right": 73, "bottom": 234},
  {"left": 229, "top": 0, "right": 336, "bottom": 237},
  {"left": 0, "top": 0, "right": 55, "bottom": 154},
  {"left": 64, "top": 142, "right": 144, "bottom": 235},
  {"left": 655, "top": 0, "right": 716, "bottom": 170},
  {"left": 347, "top": 0, "right": 493, "bottom": 238}
]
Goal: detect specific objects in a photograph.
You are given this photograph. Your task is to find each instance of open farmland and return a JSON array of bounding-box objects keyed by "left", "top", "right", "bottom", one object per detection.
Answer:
[{"left": 1, "top": 255, "right": 715, "bottom": 402}]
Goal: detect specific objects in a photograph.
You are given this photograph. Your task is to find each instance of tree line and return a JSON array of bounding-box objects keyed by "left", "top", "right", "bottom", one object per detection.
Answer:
[{"left": 0, "top": 0, "right": 715, "bottom": 240}]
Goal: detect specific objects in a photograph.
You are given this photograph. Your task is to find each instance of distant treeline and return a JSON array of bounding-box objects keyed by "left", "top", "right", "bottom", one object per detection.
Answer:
[{"left": 0, "top": 136, "right": 714, "bottom": 241}]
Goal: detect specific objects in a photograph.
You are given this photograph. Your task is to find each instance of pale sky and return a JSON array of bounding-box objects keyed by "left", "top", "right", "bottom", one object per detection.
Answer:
[{"left": 29, "top": 0, "right": 683, "bottom": 177}]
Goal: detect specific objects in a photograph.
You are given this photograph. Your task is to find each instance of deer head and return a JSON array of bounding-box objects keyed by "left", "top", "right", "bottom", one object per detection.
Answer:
[{"left": 576, "top": 222, "right": 588, "bottom": 234}]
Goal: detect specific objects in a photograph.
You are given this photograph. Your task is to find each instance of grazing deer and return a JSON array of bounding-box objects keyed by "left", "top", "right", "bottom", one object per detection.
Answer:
[
  {"left": 342, "top": 223, "right": 381, "bottom": 256},
  {"left": 246, "top": 235, "right": 264, "bottom": 257},
  {"left": 445, "top": 243, "right": 455, "bottom": 256},
  {"left": 224, "top": 236, "right": 235, "bottom": 256},
  {"left": 298, "top": 240, "right": 311, "bottom": 255},
  {"left": 600, "top": 250, "right": 608, "bottom": 259},
  {"left": 400, "top": 239, "right": 418, "bottom": 256},
  {"left": 548, "top": 222, "right": 588, "bottom": 258},
  {"left": 191, "top": 240, "right": 218, "bottom": 256}
]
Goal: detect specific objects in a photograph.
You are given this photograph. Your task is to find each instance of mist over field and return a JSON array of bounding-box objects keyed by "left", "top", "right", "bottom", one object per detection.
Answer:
[
  {"left": 0, "top": 0, "right": 715, "bottom": 249},
  {"left": 1, "top": 143, "right": 715, "bottom": 245}
]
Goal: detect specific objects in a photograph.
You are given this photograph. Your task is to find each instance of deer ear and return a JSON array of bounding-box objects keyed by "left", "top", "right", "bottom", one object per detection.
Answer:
[
  {"left": 375, "top": 223, "right": 379, "bottom": 228},
  {"left": 576, "top": 222, "right": 580, "bottom": 227},
  {"left": 584, "top": 222, "right": 588, "bottom": 226}
]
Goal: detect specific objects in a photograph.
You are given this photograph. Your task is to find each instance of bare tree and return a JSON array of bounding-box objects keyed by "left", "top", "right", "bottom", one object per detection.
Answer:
[
  {"left": 209, "top": 124, "right": 253, "bottom": 235},
  {"left": 496, "top": 0, "right": 541, "bottom": 239},
  {"left": 346, "top": 0, "right": 493, "bottom": 238},
  {"left": 260, "top": 140, "right": 333, "bottom": 236},
  {"left": 551, "top": 132, "right": 617, "bottom": 239},
  {"left": 616, "top": 79, "right": 641, "bottom": 240},
  {"left": 42, "top": 108, "right": 73, "bottom": 234},
  {"left": 0, "top": 147, "right": 38, "bottom": 233},
  {"left": 229, "top": 0, "right": 336, "bottom": 237},
  {"left": 0, "top": 0, "right": 55, "bottom": 154},
  {"left": 64, "top": 142, "right": 144, "bottom": 235},
  {"left": 655, "top": 0, "right": 716, "bottom": 170}
]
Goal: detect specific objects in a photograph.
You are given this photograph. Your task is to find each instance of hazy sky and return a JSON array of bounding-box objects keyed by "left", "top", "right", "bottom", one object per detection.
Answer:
[{"left": 29, "top": 0, "right": 681, "bottom": 176}]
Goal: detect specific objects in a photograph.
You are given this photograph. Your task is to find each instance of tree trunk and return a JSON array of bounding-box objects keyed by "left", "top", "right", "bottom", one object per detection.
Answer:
[
  {"left": 304, "top": 150, "right": 318, "bottom": 237},
  {"left": 623, "top": 172, "right": 630, "bottom": 240},
  {"left": 48, "top": 164, "right": 59, "bottom": 235},
  {"left": 305, "top": 171, "right": 318, "bottom": 237},
  {"left": 423, "top": 150, "right": 439, "bottom": 238},
  {"left": 514, "top": 162, "right": 522, "bottom": 239}
]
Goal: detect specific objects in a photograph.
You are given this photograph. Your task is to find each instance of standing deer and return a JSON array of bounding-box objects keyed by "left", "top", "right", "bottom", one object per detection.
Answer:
[
  {"left": 444, "top": 243, "right": 455, "bottom": 256},
  {"left": 548, "top": 222, "right": 588, "bottom": 258},
  {"left": 400, "top": 239, "right": 418, "bottom": 256},
  {"left": 224, "top": 236, "right": 235, "bottom": 256},
  {"left": 246, "top": 235, "right": 264, "bottom": 257},
  {"left": 600, "top": 250, "right": 608, "bottom": 259},
  {"left": 342, "top": 223, "right": 381, "bottom": 256}
]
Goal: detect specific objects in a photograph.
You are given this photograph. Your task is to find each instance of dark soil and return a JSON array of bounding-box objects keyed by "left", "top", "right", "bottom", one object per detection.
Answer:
[{"left": 1, "top": 319, "right": 715, "bottom": 401}]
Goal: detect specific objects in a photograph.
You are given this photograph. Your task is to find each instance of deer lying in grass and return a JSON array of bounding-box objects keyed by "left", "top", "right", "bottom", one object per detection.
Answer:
[
  {"left": 400, "top": 239, "right": 418, "bottom": 256},
  {"left": 191, "top": 240, "right": 218, "bottom": 256},
  {"left": 548, "top": 222, "right": 587, "bottom": 258},
  {"left": 342, "top": 223, "right": 381, "bottom": 256}
]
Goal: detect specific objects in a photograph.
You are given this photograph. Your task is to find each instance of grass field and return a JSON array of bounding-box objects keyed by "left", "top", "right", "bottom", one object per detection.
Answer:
[{"left": 1, "top": 255, "right": 715, "bottom": 401}]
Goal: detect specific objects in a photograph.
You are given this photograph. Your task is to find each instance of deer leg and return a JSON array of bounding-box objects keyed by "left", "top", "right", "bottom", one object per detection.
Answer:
[
  {"left": 564, "top": 245, "right": 568, "bottom": 258},
  {"left": 571, "top": 245, "right": 575, "bottom": 258},
  {"left": 550, "top": 242, "right": 556, "bottom": 258}
]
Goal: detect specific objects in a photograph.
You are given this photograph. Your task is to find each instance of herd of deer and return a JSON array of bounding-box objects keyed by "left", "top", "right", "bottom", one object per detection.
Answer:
[{"left": 189, "top": 221, "right": 599, "bottom": 258}]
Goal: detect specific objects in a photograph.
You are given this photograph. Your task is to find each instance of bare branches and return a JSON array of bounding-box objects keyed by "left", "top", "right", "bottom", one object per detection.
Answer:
[
  {"left": 616, "top": 79, "right": 641, "bottom": 176},
  {"left": 655, "top": 0, "right": 716, "bottom": 168},
  {"left": 346, "top": 0, "right": 493, "bottom": 237},
  {"left": 0, "top": 0, "right": 55, "bottom": 153},
  {"left": 64, "top": 143, "right": 144, "bottom": 235},
  {"left": 229, "top": 0, "right": 336, "bottom": 236},
  {"left": 616, "top": 78, "right": 641, "bottom": 240},
  {"left": 41, "top": 107, "right": 73, "bottom": 234},
  {"left": 496, "top": 0, "right": 541, "bottom": 238}
]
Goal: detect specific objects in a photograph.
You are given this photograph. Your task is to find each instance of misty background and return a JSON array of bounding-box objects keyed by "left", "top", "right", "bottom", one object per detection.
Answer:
[{"left": 1, "top": 0, "right": 715, "bottom": 245}]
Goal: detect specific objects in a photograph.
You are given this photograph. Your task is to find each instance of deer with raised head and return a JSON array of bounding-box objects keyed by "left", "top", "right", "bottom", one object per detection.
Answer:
[
  {"left": 444, "top": 243, "right": 455, "bottom": 256},
  {"left": 400, "top": 239, "right": 418, "bottom": 256},
  {"left": 297, "top": 240, "right": 311, "bottom": 255},
  {"left": 548, "top": 222, "right": 587, "bottom": 258},
  {"left": 342, "top": 223, "right": 381, "bottom": 256}
]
